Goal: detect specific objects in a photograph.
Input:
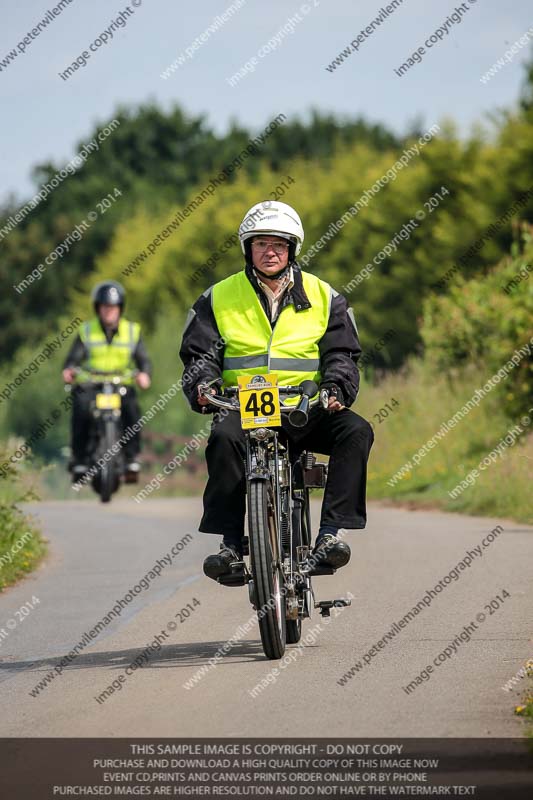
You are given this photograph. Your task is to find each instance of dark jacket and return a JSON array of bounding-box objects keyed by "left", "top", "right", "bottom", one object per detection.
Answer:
[{"left": 179, "top": 262, "right": 362, "bottom": 413}]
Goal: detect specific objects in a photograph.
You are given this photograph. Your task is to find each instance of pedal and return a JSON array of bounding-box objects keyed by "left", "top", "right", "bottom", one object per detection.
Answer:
[
  {"left": 315, "top": 599, "right": 352, "bottom": 617},
  {"left": 248, "top": 579, "right": 257, "bottom": 608},
  {"left": 304, "top": 463, "right": 327, "bottom": 488},
  {"left": 217, "top": 561, "right": 249, "bottom": 587}
]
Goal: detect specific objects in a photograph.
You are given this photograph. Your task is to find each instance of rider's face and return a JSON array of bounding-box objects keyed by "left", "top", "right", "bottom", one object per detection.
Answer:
[
  {"left": 98, "top": 304, "right": 121, "bottom": 327},
  {"left": 251, "top": 235, "right": 290, "bottom": 275}
]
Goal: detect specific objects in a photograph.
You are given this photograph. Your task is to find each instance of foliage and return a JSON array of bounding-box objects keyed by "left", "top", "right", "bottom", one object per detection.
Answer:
[
  {"left": 0, "top": 108, "right": 400, "bottom": 363},
  {"left": 0, "top": 450, "right": 45, "bottom": 591},
  {"left": 421, "top": 226, "right": 533, "bottom": 419},
  {"left": 357, "top": 360, "right": 533, "bottom": 524}
]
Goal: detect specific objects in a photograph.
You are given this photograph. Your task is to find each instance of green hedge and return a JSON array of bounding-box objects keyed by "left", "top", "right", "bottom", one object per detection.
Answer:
[
  {"left": 0, "top": 454, "right": 46, "bottom": 592},
  {"left": 421, "top": 226, "right": 533, "bottom": 419}
]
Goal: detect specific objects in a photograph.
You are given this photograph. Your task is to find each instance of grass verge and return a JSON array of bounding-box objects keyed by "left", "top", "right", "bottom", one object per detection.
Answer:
[
  {"left": 357, "top": 359, "right": 533, "bottom": 524},
  {"left": 0, "top": 456, "right": 46, "bottom": 592}
]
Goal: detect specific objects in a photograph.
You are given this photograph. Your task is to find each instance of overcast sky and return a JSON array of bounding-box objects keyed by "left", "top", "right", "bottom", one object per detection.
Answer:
[{"left": 1, "top": 0, "right": 532, "bottom": 203}]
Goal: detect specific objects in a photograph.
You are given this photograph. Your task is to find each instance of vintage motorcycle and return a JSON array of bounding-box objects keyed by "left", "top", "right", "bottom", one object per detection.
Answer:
[
  {"left": 198, "top": 375, "right": 351, "bottom": 660},
  {"left": 68, "top": 368, "right": 137, "bottom": 503}
]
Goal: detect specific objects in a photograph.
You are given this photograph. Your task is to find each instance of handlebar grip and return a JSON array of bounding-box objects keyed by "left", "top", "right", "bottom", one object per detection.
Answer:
[{"left": 288, "top": 380, "right": 319, "bottom": 428}]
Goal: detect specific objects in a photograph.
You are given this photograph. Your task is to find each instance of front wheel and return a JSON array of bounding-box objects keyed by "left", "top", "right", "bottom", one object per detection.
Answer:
[
  {"left": 98, "top": 418, "right": 119, "bottom": 503},
  {"left": 248, "top": 478, "right": 286, "bottom": 660}
]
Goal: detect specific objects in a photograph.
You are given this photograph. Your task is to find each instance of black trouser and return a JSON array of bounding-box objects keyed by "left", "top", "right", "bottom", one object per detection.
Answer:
[
  {"left": 199, "top": 405, "right": 374, "bottom": 538},
  {"left": 71, "top": 385, "right": 141, "bottom": 462}
]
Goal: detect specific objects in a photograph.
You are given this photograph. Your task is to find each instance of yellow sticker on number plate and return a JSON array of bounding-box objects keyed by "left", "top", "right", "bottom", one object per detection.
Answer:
[
  {"left": 237, "top": 374, "right": 281, "bottom": 429},
  {"left": 95, "top": 393, "right": 121, "bottom": 410}
]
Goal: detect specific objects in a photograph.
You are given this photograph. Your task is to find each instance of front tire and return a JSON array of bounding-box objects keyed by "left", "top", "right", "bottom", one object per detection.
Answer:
[
  {"left": 99, "top": 418, "right": 119, "bottom": 503},
  {"left": 248, "top": 478, "right": 286, "bottom": 660}
]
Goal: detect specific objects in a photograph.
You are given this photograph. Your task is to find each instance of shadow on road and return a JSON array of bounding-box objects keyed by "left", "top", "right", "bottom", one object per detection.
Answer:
[{"left": 0, "top": 638, "right": 269, "bottom": 680}]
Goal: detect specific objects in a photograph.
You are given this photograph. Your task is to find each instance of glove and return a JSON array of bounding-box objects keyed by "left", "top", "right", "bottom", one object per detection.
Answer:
[
  {"left": 319, "top": 383, "right": 344, "bottom": 410},
  {"left": 196, "top": 379, "right": 222, "bottom": 413}
]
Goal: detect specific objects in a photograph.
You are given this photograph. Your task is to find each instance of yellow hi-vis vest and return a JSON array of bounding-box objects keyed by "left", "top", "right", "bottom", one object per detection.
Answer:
[
  {"left": 77, "top": 317, "right": 140, "bottom": 383},
  {"left": 211, "top": 270, "right": 333, "bottom": 404}
]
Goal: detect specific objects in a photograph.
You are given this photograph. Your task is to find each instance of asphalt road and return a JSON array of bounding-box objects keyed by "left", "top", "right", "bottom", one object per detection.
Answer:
[{"left": 0, "top": 498, "right": 531, "bottom": 737}]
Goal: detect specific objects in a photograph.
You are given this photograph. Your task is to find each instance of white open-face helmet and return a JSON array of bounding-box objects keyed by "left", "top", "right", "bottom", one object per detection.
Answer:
[{"left": 238, "top": 201, "right": 304, "bottom": 256}]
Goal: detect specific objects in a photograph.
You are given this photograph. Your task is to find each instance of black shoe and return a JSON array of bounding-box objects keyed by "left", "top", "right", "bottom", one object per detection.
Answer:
[
  {"left": 203, "top": 544, "right": 242, "bottom": 580},
  {"left": 312, "top": 533, "right": 351, "bottom": 569}
]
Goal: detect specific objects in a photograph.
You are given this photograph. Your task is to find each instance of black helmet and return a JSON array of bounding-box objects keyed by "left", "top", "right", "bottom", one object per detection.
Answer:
[{"left": 92, "top": 280, "right": 125, "bottom": 311}]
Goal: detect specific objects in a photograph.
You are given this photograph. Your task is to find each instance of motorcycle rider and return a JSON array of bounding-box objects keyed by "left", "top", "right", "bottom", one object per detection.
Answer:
[
  {"left": 62, "top": 280, "right": 152, "bottom": 480},
  {"left": 179, "top": 201, "right": 374, "bottom": 580}
]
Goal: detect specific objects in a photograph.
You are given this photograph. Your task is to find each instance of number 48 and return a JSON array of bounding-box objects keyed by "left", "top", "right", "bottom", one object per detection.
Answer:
[{"left": 245, "top": 391, "right": 275, "bottom": 416}]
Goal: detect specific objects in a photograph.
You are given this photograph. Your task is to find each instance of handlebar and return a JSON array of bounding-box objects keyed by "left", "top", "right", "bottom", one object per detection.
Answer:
[
  {"left": 70, "top": 367, "right": 139, "bottom": 385},
  {"left": 198, "top": 379, "right": 320, "bottom": 428}
]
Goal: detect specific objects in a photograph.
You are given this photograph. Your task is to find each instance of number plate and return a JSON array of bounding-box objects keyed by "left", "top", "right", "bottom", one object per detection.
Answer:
[
  {"left": 237, "top": 374, "right": 281, "bottom": 429},
  {"left": 95, "top": 393, "right": 121, "bottom": 410}
]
